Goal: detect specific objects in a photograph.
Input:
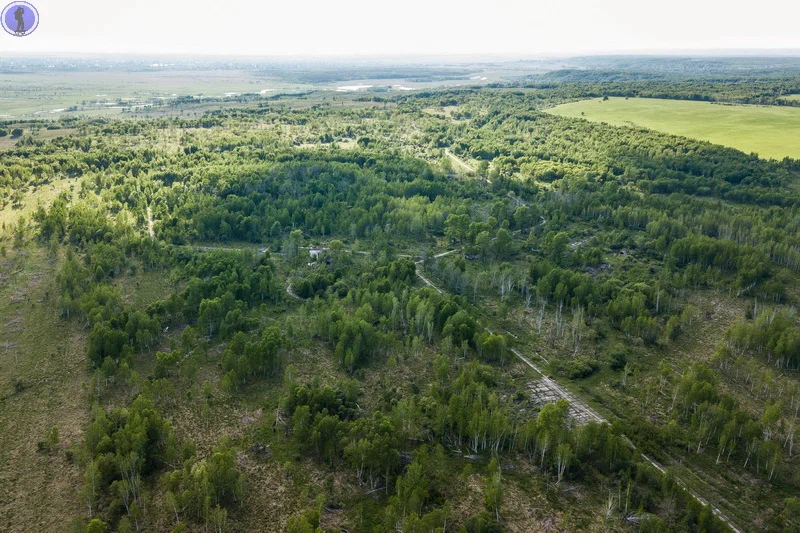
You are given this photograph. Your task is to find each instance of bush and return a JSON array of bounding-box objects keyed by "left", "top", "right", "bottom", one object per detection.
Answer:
[
  {"left": 608, "top": 345, "right": 628, "bottom": 370},
  {"left": 36, "top": 427, "right": 59, "bottom": 454},
  {"left": 551, "top": 357, "right": 600, "bottom": 380},
  {"left": 85, "top": 519, "right": 109, "bottom": 533},
  {"left": 464, "top": 511, "right": 503, "bottom": 533}
]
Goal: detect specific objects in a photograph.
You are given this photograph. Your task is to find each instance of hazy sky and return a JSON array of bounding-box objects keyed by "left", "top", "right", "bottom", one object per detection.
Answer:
[{"left": 2, "top": 0, "right": 800, "bottom": 56}]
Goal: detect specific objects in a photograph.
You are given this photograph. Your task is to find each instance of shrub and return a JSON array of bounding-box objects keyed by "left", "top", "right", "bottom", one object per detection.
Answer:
[
  {"left": 608, "top": 345, "right": 628, "bottom": 370},
  {"left": 552, "top": 357, "right": 600, "bottom": 380}
]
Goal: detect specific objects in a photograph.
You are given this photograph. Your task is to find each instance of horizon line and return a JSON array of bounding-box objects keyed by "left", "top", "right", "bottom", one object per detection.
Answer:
[{"left": 3, "top": 48, "right": 800, "bottom": 61}]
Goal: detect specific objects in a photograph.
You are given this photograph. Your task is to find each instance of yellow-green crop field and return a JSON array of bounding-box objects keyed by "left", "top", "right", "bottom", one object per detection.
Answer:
[{"left": 548, "top": 97, "right": 800, "bottom": 160}]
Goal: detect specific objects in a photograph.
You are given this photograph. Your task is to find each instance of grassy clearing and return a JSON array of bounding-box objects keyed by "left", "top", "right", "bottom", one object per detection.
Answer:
[
  {"left": 0, "top": 246, "right": 88, "bottom": 532},
  {"left": 115, "top": 269, "right": 175, "bottom": 311},
  {"left": 0, "top": 128, "right": 79, "bottom": 152},
  {"left": 548, "top": 97, "right": 800, "bottom": 160},
  {"left": 0, "top": 177, "right": 77, "bottom": 230}
]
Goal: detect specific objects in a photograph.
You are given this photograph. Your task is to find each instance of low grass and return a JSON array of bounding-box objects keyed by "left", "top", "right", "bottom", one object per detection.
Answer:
[
  {"left": 0, "top": 127, "right": 79, "bottom": 152},
  {"left": 0, "top": 245, "right": 88, "bottom": 532},
  {"left": 548, "top": 97, "right": 800, "bottom": 160},
  {"left": 115, "top": 269, "right": 176, "bottom": 311},
  {"left": 0, "top": 177, "right": 77, "bottom": 230}
]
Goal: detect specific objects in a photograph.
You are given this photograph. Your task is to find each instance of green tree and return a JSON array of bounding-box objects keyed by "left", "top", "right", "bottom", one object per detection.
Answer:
[{"left": 484, "top": 457, "right": 503, "bottom": 522}]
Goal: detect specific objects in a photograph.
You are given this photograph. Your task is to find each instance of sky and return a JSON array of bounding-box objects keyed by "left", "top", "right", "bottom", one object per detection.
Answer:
[{"left": 2, "top": 0, "right": 800, "bottom": 57}]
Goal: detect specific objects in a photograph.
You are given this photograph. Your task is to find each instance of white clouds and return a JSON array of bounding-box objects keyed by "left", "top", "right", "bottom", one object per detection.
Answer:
[{"left": 2, "top": 0, "right": 799, "bottom": 56}]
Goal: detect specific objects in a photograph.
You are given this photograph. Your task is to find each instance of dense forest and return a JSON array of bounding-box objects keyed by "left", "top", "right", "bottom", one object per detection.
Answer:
[{"left": 0, "top": 70, "right": 798, "bottom": 533}]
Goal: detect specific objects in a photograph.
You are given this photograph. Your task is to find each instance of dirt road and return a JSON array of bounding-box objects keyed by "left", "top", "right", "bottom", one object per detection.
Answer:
[
  {"left": 147, "top": 206, "right": 155, "bottom": 238},
  {"left": 445, "top": 148, "right": 475, "bottom": 173}
]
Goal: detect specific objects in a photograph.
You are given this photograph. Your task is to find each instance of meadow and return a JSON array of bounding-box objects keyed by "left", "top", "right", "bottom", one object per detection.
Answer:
[
  {"left": 548, "top": 97, "right": 800, "bottom": 160},
  {"left": 0, "top": 71, "right": 312, "bottom": 118}
]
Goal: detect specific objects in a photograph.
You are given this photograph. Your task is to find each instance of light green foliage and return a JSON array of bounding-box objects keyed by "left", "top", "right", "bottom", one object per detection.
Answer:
[{"left": 162, "top": 442, "right": 244, "bottom": 526}]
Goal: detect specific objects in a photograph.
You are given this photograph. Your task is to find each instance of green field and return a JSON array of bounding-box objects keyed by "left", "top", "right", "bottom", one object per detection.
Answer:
[
  {"left": 548, "top": 97, "right": 800, "bottom": 160},
  {"left": 0, "top": 71, "right": 311, "bottom": 118}
]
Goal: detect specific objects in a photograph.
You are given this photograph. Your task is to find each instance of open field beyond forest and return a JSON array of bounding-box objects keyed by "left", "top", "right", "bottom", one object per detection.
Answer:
[
  {"left": 0, "top": 71, "right": 311, "bottom": 118},
  {"left": 548, "top": 97, "right": 800, "bottom": 160},
  {"left": 0, "top": 64, "right": 526, "bottom": 120}
]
